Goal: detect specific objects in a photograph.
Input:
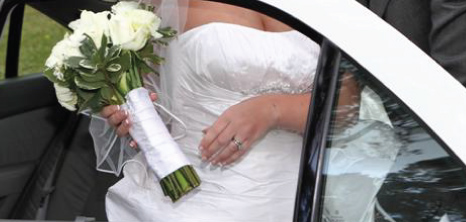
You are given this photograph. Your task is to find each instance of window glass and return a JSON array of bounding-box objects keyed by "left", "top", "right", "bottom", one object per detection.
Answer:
[
  {"left": 17, "top": 5, "right": 67, "bottom": 76},
  {"left": 319, "top": 57, "right": 466, "bottom": 222},
  {"left": 0, "top": 5, "right": 67, "bottom": 80}
]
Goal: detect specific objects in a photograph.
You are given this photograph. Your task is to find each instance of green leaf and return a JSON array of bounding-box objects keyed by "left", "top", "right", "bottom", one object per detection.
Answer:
[
  {"left": 74, "top": 76, "right": 106, "bottom": 90},
  {"left": 65, "top": 56, "right": 85, "bottom": 69},
  {"left": 81, "top": 34, "right": 98, "bottom": 53},
  {"left": 138, "top": 43, "right": 154, "bottom": 57},
  {"left": 76, "top": 88, "right": 95, "bottom": 101},
  {"left": 141, "top": 61, "right": 159, "bottom": 75},
  {"left": 58, "top": 69, "right": 79, "bottom": 88},
  {"left": 117, "top": 72, "right": 130, "bottom": 95},
  {"left": 153, "top": 39, "right": 169, "bottom": 46},
  {"left": 79, "top": 59, "right": 98, "bottom": 70},
  {"left": 43, "top": 68, "right": 61, "bottom": 83},
  {"left": 108, "top": 52, "right": 131, "bottom": 74},
  {"left": 87, "top": 34, "right": 109, "bottom": 67},
  {"left": 108, "top": 71, "right": 122, "bottom": 85},
  {"left": 145, "top": 54, "right": 165, "bottom": 66},
  {"left": 79, "top": 36, "right": 98, "bottom": 58},
  {"left": 80, "top": 91, "right": 103, "bottom": 113},
  {"left": 107, "top": 45, "right": 121, "bottom": 60},
  {"left": 78, "top": 70, "right": 105, "bottom": 83},
  {"left": 158, "top": 27, "right": 177, "bottom": 38},
  {"left": 106, "top": 63, "right": 122, "bottom": 72},
  {"left": 100, "top": 86, "right": 114, "bottom": 103},
  {"left": 98, "top": 35, "right": 109, "bottom": 60}
]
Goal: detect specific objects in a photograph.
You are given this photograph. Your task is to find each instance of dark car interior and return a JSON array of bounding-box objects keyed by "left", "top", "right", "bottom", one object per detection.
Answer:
[{"left": 0, "top": 0, "right": 121, "bottom": 220}]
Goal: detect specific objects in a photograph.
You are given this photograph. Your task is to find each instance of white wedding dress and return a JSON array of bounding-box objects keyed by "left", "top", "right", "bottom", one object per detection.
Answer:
[{"left": 105, "top": 22, "right": 320, "bottom": 222}]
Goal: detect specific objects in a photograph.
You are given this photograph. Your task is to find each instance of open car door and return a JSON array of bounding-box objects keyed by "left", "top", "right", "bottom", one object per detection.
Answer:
[{"left": 0, "top": 0, "right": 119, "bottom": 220}]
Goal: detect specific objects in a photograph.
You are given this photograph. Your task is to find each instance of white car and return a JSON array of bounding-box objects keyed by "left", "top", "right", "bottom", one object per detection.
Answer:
[{"left": 0, "top": 0, "right": 465, "bottom": 221}]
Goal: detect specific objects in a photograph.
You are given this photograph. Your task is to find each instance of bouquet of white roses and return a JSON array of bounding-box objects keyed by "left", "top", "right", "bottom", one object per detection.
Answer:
[{"left": 44, "top": 1, "right": 200, "bottom": 202}]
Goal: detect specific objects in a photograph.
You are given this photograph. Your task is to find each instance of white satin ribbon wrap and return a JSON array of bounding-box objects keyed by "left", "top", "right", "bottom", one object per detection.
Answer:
[{"left": 125, "top": 87, "right": 190, "bottom": 179}]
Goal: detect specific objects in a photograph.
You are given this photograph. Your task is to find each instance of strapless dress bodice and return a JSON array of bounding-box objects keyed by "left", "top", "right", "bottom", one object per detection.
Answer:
[{"left": 167, "top": 22, "right": 320, "bottom": 96}]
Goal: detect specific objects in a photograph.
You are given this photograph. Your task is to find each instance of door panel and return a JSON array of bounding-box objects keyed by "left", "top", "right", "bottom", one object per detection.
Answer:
[
  {"left": 0, "top": 75, "right": 70, "bottom": 217},
  {"left": 0, "top": 0, "right": 115, "bottom": 218},
  {"left": 0, "top": 74, "right": 60, "bottom": 119}
]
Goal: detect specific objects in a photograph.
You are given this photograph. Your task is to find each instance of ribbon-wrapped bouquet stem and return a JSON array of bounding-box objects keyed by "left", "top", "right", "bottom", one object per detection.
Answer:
[{"left": 44, "top": 1, "right": 200, "bottom": 202}]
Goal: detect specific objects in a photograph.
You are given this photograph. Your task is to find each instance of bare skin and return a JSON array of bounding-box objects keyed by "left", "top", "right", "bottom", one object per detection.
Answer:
[{"left": 102, "top": 1, "right": 312, "bottom": 165}]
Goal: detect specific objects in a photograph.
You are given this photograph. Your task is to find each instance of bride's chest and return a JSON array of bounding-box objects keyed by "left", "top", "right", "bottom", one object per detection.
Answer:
[{"left": 175, "top": 23, "right": 320, "bottom": 94}]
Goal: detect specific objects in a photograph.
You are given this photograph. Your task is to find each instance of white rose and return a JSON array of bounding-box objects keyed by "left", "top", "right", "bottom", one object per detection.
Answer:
[
  {"left": 45, "top": 40, "right": 66, "bottom": 73},
  {"left": 109, "top": 9, "right": 162, "bottom": 51},
  {"left": 111, "top": 1, "right": 140, "bottom": 15},
  {"left": 69, "top": 10, "right": 110, "bottom": 48},
  {"left": 45, "top": 33, "right": 85, "bottom": 80},
  {"left": 66, "top": 32, "right": 86, "bottom": 57},
  {"left": 54, "top": 83, "right": 78, "bottom": 111}
]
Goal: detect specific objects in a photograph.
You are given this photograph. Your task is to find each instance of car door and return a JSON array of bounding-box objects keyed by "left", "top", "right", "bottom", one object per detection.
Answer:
[
  {"left": 0, "top": 0, "right": 73, "bottom": 218},
  {"left": 0, "top": 0, "right": 117, "bottom": 220},
  {"left": 296, "top": 44, "right": 466, "bottom": 222},
  {"left": 282, "top": 1, "right": 466, "bottom": 221}
]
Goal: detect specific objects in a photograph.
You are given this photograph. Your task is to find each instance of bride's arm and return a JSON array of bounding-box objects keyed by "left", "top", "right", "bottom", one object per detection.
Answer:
[
  {"left": 198, "top": 93, "right": 310, "bottom": 166},
  {"left": 271, "top": 94, "right": 311, "bottom": 134},
  {"left": 200, "top": 73, "right": 361, "bottom": 166}
]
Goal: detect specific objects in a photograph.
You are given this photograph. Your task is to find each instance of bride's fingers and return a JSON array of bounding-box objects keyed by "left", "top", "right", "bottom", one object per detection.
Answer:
[
  {"left": 150, "top": 92, "right": 157, "bottom": 101},
  {"left": 198, "top": 119, "right": 229, "bottom": 157},
  {"left": 202, "top": 123, "right": 235, "bottom": 161},
  {"left": 108, "top": 110, "right": 128, "bottom": 127},
  {"left": 101, "top": 105, "right": 120, "bottom": 118},
  {"left": 116, "top": 118, "right": 131, "bottom": 137},
  {"left": 129, "top": 140, "right": 138, "bottom": 149},
  {"left": 211, "top": 136, "right": 248, "bottom": 165}
]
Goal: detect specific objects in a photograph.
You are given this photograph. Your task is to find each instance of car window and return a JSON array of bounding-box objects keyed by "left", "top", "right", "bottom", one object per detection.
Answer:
[
  {"left": 0, "top": 10, "right": 9, "bottom": 79},
  {"left": 318, "top": 56, "right": 466, "bottom": 222},
  {"left": 0, "top": 5, "right": 67, "bottom": 80}
]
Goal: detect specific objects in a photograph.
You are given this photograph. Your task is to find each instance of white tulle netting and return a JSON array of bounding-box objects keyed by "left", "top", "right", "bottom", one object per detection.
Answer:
[{"left": 89, "top": 0, "right": 189, "bottom": 175}]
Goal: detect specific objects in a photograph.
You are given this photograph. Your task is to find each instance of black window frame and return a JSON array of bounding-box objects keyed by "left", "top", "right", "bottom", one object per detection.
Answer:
[{"left": 0, "top": 0, "right": 25, "bottom": 79}]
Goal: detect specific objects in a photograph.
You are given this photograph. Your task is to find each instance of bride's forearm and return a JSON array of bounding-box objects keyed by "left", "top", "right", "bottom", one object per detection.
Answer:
[{"left": 269, "top": 94, "right": 311, "bottom": 134}]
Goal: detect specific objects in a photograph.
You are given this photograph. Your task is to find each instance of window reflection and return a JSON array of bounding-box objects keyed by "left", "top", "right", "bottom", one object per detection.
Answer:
[{"left": 319, "top": 57, "right": 466, "bottom": 222}]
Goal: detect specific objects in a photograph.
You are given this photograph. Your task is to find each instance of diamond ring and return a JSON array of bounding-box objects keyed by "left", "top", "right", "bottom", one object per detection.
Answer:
[{"left": 231, "top": 137, "right": 244, "bottom": 151}]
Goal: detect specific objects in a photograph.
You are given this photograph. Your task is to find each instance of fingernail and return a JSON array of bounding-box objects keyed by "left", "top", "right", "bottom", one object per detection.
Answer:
[
  {"left": 198, "top": 146, "right": 204, "bottom": 151},
  {"left": 125, "top": 119, "right": 130, "bottom": 126},
  {"left": 129, "top": 141, "right": 136, "bottom": 148},
  {"left": 116, "top": 105, "right": 121, "bottom": 111},
  {"left": 202, "top": 155, "right": 207, "bottom": 161},
  {"left": 124, "top": 110, "right": 129, "bottom": 116}
]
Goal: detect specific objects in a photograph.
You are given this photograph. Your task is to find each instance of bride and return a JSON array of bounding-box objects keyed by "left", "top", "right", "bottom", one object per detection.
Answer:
[{"left": 97, "top": 0, "right": 320, "bottom": 221}]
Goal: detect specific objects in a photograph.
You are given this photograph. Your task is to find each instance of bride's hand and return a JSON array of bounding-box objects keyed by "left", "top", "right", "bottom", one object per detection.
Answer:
[
  {"left": 199, "top": 95, "right": 280, "bottom": 166},
  {"left": 100, "top": 92, "right": 158, "bottom": 147}
]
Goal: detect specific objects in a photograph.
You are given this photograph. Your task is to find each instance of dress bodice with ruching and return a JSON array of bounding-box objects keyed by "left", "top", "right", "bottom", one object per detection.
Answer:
[
  {"left": 106, "top": 22, "right": 320, "bottom": 222},
  {"left": 173, "top": 22, "right": 319, "bottom": 95}
]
